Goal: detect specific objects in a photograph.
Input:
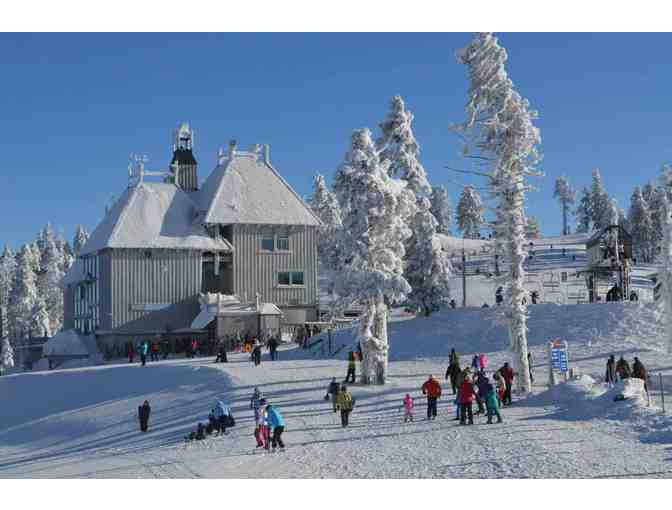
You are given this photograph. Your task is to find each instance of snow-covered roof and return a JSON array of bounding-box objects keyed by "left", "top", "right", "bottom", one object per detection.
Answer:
[
  {"left": 80, "top": 182, "right": 233, "bottom": 256},
  {"left": 197, "top": 152, "right": 320, "bottom": 226},
  {"left": 43, "top": 329, "right": 99, "bottom": 359}
]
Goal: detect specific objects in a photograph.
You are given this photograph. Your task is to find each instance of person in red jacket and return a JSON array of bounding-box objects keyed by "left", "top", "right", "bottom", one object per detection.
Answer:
[
  {"left": 458, "top": 375, "right": 475, "bottom": 425},
  {"left": 421, "top": 375, "right": 442, "bottom": 420},
  {"left": 499, "top": 362, "right": 515, "bottom": 406}
]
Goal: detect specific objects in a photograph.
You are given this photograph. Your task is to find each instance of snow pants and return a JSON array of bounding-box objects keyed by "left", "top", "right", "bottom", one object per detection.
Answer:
[
  {"left": 459, "top": 402, "right": 473, "bottom": 424},
  {"left": 486, "top": 404, "right": 502, "bottom": 423},
  {"left": 270, "top": 349, "right": 277, "bottom": 361},
  {"left": 345, "top": 366, "right": 356, "bottom": 383},
  {"left": 503, "top": 382, "right": 512, "bottom": 405},
  {"left": 255, "top": 425, "right": 269, "bottom": 448},
  {"left": 271, "top": 426, "right": 285, "bottom": 448},
  {"left": 426, "top": 397, "right": 438, "bottom": 419},
  {"left": 140, "top": 354, "right": 146, "bottom": 367},
  {"left": 139, "top": 417, "right": 149, "bottom": 432},
  {"left": 340, "top": 409, "right": 351, "bottom": 427}
]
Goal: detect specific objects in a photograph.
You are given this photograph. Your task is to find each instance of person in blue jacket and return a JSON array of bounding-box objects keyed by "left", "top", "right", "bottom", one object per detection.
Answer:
[
  {"left": 266, "top": 403, "right": 285, "bottom": 450},
  {"left": 140, "top": 341, "right": 149, "bottom": 367}
]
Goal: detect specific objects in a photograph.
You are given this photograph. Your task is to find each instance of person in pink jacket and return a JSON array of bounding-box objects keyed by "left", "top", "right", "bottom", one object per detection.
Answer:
[
  {"left": 402, "top": 394, "right": 414, "bottom": 422},
  {"left": 478, "top": 353, "right": 487, "bottom": 372}
]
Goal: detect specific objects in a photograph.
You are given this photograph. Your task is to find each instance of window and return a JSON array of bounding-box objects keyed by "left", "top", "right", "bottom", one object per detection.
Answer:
[
  {"left": 277, "top": 237, "right": 289, "bottom": 251},
  {"left": 561, "top": 272, "right": 567, "bottom": 282},
  {"left": 278, "top": 272, "right": 291, "bottom": 285},
  {"left": 261, "top": 238, "right": 275, "bottom": 251},
  {"left": 291, "top": 272, "right": 304, "bottom": 285}
]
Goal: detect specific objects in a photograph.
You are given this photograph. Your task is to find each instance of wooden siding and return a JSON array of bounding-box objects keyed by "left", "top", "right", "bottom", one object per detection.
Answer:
[
  {"left": 231, "top": 224, "right": 318, "bottom": 307},
  {"left": 109, "top": 249, "right": 202, "bottom": 330},
  {"left": 99, "top": 250, "right": 112, "bottom": 331}
]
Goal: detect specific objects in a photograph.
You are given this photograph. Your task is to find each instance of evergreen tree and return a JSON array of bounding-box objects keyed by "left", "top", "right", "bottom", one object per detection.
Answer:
[
  {"left": 590, "top": 169, "right": 612, "bottom": 231},
  {"left": 31, "top": 296, "right": 52, "bottom": 338},
  {"left": 429, "top": 185, "right": 452, "bottom": 235},
  {"left": 377, "top": 95, "right": 431, "bottom": 194},
  {"left": 38, "top": 236, "right": 65, "bottom": 334},
  {"left": 333, "top": 128, "right": 415, "bottom": 384},
  {"left": 525, "top": 216, "right": 541, "bottom": 239},
  {"left": 454, "top": 32, "right": 540, "bottom": 393},
  {"left": 8, "top": 245, "right": 38, "bottom": 338},
  {"left": 628, "top": 186, "right": 655, "bottom": 263},
  {"left": 0, "top": 245, "right": 16, "bottom": 310},
  {"left": 575, "top": 186, "right": 592, "bottom": 233},
  {"left": 553, "top": 176, "right": 576, "bottom": 235},
  {"left": 308, "top": 173, "right": 343, "bottom": 272},
  {"left": 456, "top": 185, "right": 485, "bottom": 239},
  {"left": 1, "top": 336, "right": 14, "bottom": 373},
  {"left": 377, "top": 95, "right": 452, "bottom": 316},
  {"left": 73, "top": 225, "right": 90, "bottom": 258}
]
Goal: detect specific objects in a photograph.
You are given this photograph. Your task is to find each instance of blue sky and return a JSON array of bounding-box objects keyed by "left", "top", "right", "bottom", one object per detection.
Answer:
[{"left": 1, "top": 32, "right": 671, "bottom": 249}]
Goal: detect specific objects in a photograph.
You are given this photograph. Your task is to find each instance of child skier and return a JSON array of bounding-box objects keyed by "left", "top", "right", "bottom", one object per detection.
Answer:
[
  {"left": 254, "top": 399, "right": 269, "bottom": 449},
  {"left": 402, "top": 394, "right": 414, "bottom": 422}
]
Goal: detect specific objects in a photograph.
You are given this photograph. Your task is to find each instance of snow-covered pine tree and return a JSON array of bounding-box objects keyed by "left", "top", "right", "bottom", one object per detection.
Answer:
[
  {"left": 456, "top": 185, "right": 485, "bottom": 239},
  {"left": 38, "top": 236, "right": 65, "bottom": 334},
  {"left": 659, "top": 192, "right": 672, "bottom": 354},
  {"left": 333, "top": 128, "right": 414, "bottom": 385},
  {"left": 628, "top": 186, "right": 655, "bottom": 263},
  {"left": 0, "top": 245, "right": 16, "bottom": 310},
  {"left": 31, "top": 296, "right": 52, "bottom": 338},
  {"left": 553, "top": 176, "right": 576, "bottom": 235},
  {"left": 590, "top": 169, "right": 612, "bottom": 231},
  {"left": 1, "top": 335, "right": 14, "bottom": 373},
  {"left": 575, "top": 186, "right": 592, "bottom": 233},
  {"left": 525, "top": 216, "right": 541, "bottom": 239},
  {"left": 73, "top": 224, "right": 90, "bottom": 257},
  {"left": 377, "top": 95, "right": 452, "bottom": 317},
  {"left": 454, "top": 32, "right": 541, "bottom": 393},
  {"left": 8, "top": 245, "right": 39, "bottom": 338},
  {"left": 429, "top": 185, "right": 452, "bottom": 235},
  {"left": 308, "top": 173, "right": 343, "bottom": 272}
]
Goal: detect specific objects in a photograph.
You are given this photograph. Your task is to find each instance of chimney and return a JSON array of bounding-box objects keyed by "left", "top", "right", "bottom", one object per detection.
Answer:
[
  {"left": 263, "top": 144, "right": 270, "bottom": 165},
  {"left": 228, "top": 139, "right": 237, "bottom": 158}
]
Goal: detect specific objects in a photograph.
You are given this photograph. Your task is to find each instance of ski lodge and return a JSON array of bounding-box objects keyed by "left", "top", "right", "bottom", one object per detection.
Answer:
[{"left": 51, "top": 123, "right": 320, "bottom": 359}]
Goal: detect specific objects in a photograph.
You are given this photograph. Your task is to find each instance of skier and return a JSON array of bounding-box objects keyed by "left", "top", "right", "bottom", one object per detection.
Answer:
[
  {"left": 615, "top": 355, "right": 631, "bottom": 380},
  {"left": 527, "top": 351, "right": 534, "bottom": 384},
  {"left": 250, "top": 387, "right": 264, "bottom": 415},
  {"left": 212, "top": 400, "right": 232, "bottom": 435},
  {"left": 458, "top": 374, "right": 475, "bottom": 425},
  {"left": 445, "top": 360, "right": 461, "bottom": 395},
  {"left": 478, "top": 352, "right": 487, "bottom": 372},
  {"left": 632, "top": 357, "right": 649, "bottom": 392},
  {"left": 214, "top": 342, "right": 228, "bottom": 363},
  {"left": 336, "top": 384, "right": 354, "bottom": 427},
  {"left": 449, "top": 299, "right": 457, "bottom": 309},
  {"left": 605, "top": 354, "right": 616, "bottom": 386},
  {"left": 252, "top": 343, "right": 262, "bottom": 366},
  {"left": 449, "top": 348, "right": 459, "bottom": 368},
  {"left": 474, "top": 370, "right": 488, "bottom": 414},
  {"left": 325, "top": 377, "right": 340, "bottom": 412},
  {"left": 481, "top": 376, "right": 503, "bottom": 424},
  {"left": 421, "top": 375, "right": 442, "bottom": 420},
  {"left": 127, "top": 342, "right": 135, "bottom": 363},
  {"left": 254, "top": 399, "right": 269, "bottom": 449},
  {"left": 268, "top": 336, "right": 279, "bottom": 361},
  {"left": 138, "top": 400, "right": 151, "bottom": 432},
  {"left": 140, "top": 341, "right": 149, "bottom": 367},
  {"left": 344, "top": 351, "right": 356, "bottom": 383},
  {"left": 266, "top": 404, "right": 285, "bottom": 451},
  {"left": 471, "top": 354, "right": 480, "bottom": 372},
  {"left": 531, "top": 291, "right": 539, "bottom": 305},
  {"left": 402, "top": 394, "right": 414, "bottom": 422},
  {"left": 499, "top": 362, "right": 515, "bottom": 406}
]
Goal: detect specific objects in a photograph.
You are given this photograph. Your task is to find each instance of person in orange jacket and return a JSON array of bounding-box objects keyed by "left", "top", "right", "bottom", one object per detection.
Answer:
[{"left": 421, "top": 375, "right": 442, "bottom": 420}]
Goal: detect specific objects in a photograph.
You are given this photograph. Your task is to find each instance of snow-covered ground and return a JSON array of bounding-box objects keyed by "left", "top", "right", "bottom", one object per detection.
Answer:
[{"left": 2, "top": 302, "right": 672, "bottom": 478}]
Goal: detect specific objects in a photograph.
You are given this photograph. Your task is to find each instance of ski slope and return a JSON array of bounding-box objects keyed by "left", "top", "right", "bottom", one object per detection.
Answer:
[{"left": 2, "top": 302, "right": 672, "bottom": 478}]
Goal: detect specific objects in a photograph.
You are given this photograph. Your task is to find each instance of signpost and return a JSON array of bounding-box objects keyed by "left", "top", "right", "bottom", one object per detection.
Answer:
[{"left": 548, "top": 339, "right": 569, "bottom": 386}]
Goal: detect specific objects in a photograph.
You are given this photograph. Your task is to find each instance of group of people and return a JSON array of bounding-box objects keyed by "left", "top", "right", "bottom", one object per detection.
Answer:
[
  {"left": 250, "top": 388, "right": 286, "bottom": 450},
  {"left": 249, "top": 336, "right": 281, "bottom": 366},
  {"left": 184, "top": 401, "right": 236, "bottom": 441},
  {"left": 605, "top": 354, "right": 649, "bottom": 390}
]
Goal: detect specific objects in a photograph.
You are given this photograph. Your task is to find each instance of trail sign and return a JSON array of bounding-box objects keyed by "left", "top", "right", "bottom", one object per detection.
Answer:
[{"left": 548, "top": 339, "right": 569, "bottom": 385}]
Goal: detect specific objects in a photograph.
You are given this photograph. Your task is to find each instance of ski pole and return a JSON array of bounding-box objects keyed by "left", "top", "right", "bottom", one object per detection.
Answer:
[{"left": 660, "top": 373, "right": 665, "bottom": 414}]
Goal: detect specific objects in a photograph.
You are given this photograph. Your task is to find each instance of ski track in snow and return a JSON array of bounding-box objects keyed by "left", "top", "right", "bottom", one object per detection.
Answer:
[{"left": 2, "top": 303, "right": 672, "bottom": 478}]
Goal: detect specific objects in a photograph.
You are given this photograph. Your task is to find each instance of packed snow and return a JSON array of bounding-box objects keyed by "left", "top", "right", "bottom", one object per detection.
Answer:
[{"left": 2, "top": 302, "right": 672, "bottom": 478}]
